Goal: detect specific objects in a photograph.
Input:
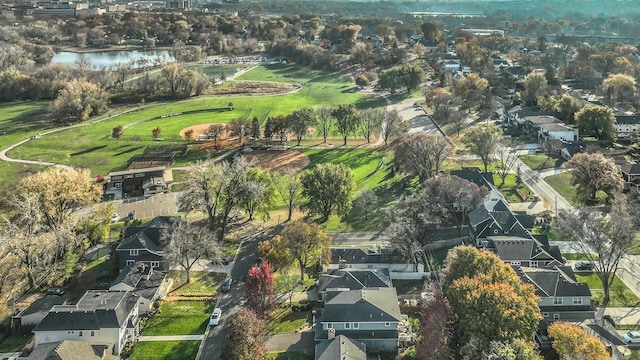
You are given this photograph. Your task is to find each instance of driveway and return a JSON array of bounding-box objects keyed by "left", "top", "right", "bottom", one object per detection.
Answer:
[{"left": 266, "top": 332, "right": 315, "bottom": 353}]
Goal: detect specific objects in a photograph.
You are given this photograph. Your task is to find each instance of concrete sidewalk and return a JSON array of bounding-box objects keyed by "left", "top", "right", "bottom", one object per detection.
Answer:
[
  {"left": 604, "top": 307, "right": 640, "bottom": 326},
  {"left": 139, "top": 335, "right": 204, "bottom": 341}
]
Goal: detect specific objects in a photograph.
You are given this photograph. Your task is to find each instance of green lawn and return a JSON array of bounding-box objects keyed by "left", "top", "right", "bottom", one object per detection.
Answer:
[
  {"left": 563, "top": 253, "right": 598, "bottom": 261},
  {"left": 0, "top": 335, "right": 32, "bottom": 352},
  {"left": 185, "top": 63, "right": 244, "bottom": 78},
  {"left": 544, "top": 172, "right": 579, "bottom": 205},
  {"left": 128, "top": 341, "right": 200, "bottom": 360},
  {"left": 142, "top": 300, "right": 212, "bottom": 335},
  {"left": 266, "top": 305, "right": 309, "bottom": 335},
  {"left": 274, "top": 271, "right": 316, "bottom": 294},
  {"left": 169, "top": 271, "right": 226, "bottom": 297},
  {"left": 575, "top": 273, "right": 640, "bottom": 307},
  {"left": 519, "top": 154, "right": 565, "bottom": 170},
  {"left": 267, "top": 351, "right": 314, "bottom": 360}
]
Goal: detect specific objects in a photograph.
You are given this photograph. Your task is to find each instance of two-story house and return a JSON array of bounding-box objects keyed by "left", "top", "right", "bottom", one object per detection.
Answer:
[
  {"left": 618, "top": 162, "right": 640, "bottom": 190},
  {"left": 615, "top": 114, "right": 640, "bottom": 137},
  {"left": 467, "top": 194, "right": 530, "bottom": 247},
  {"left": 103, "top": 167, "right": 173, "bottom": 201},
  {"left": 114, "top": 216, "right": 179, "bottom": 271},
  {"left": 515, "top": 265, "right": 594, "bottom": 321},
  {"left": 523, "top": 115, "right": 563, "bottom": 137},
  {"left": 315, "top": 288, "right": 402, "bottom": 352},
  {"left": 32, "top": 290, "right": 140, "bottom": 355},
  {"left": 325, "top": 248, "right": 425, "bottom": 279},
  {"left": 109, "top": 262, "right": 169, "bottom": 314},
  {"left": 482, "top": 236, "right": 564, "bottom": 267},
  {"left": 538, "top": 122, "right": 579, "bottom": 144},
  {"left": 317, "top": 269, "right": 391, "bottom": 301}
]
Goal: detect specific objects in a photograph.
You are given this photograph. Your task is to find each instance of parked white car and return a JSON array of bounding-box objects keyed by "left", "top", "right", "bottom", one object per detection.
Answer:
[
  {"left": 209, "top": 308, "right": 222, "bottom": 326},
  {"left": 623, "top": 331, "right": 640, "bottom": 343}
]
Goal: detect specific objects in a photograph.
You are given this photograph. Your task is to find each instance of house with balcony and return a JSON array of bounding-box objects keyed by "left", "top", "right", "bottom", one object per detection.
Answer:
[
  {"left": 515, "top": 265, "right": 594, "bottom": 321},
  {"left": 103, "top": 167, "right": 173, "bottom": 201},
  {"left": 32, "top": 290, "right": 140, "bottom": 356},
  {"left": 325, "top": 248, "right": 425, "bottom": 279},
  {"left": 314, "top": 288, "right": 402, "bottom": 353},
  {"left": 109, "top": 262, "right": 169, "bottom": 315},
  {"left": 114, "top": 216, "right": 179, "bottom": 271}
]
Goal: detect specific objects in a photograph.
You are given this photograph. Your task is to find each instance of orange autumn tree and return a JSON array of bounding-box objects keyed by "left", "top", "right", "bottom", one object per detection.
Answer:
[{"left": 548, "top": 322, "right": 609, "bottom": 360}]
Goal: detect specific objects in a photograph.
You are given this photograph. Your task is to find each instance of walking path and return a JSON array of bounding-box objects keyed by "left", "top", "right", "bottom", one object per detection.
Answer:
[{"left": 139, "top": 335, "right": 204, "bottom": 342}]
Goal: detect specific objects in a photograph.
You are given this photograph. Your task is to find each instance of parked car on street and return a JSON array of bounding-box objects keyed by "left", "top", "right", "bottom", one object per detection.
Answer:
[
  {"left": 623, "top": 331, "right": 640, "bottom": 343},
  {"left": 209, "top": 308, "right": 222, "bottom": 326},
  {"left": 47, "top": 287, "right": 64, "bottom": 296},
  {"left": 221, "top": 278, "right": 232, "bottom": 292},
  {"left": 575, "top": 261, "right": 593, "bottom": 271}
]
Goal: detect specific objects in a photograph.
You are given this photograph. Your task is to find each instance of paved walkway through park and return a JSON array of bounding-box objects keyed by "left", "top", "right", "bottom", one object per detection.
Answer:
[{"left": 139, "top": 335, "right": 204, "bottom": 341}]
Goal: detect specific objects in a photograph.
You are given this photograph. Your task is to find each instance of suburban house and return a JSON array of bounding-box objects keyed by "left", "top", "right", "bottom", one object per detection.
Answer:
[
  {"left": 315, "top": 288, "right": 402, "bottom": 352},
  {"left": 440, "top": 60, "right": 461, "bottom": 72},
  {"left": 325, "top": 248, "right": 425, "bottom": 279},
  {"left": 482, "top": 236, "right": 564, "bottom": 267},
  {"left": 317, "top": 268, "right": 391, "bottom": 301},
  {"left": 12, "top": 295, "right": 67, "bottom": 329},
  {"left": 615, "top": 114, "right": 640, "bottom": 137},
  {"left": 515, "top": 265, "right": 594, "bottom": 321},
  {"left": 315, "top": 335, "right": 366, "bottom": 360},
  {"left": 32, "top": 290, "right": 140, "bottom": 355},
  {"left": 109, "top": 262, "right": 170, "bottom": 314},
  {"left": 467, "top": 193, "right": 530, "bottom": 247},
  {"left": 114, "top": 216, "right": 179, "bottom": 271},
  {"left": 522, "top": 115, "right": 564, "bottom": 137},
  {"left": 23, "top": 340, "right": 118, "bottom": 360},
  {"left": 103, "top": 166, "right": 173, "bottom": 200},
  {"left": 619, "top": 162, "right": 640, "bottom": 190},
  {"left": 538, "top": 122, "right": 579, "bottom": 144}
]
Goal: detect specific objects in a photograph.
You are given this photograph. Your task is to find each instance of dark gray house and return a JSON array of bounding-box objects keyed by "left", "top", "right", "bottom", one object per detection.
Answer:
[
  {"left": 109, "top": 262, "right": 169, "bottom": 315},
  {"left": 515, "top": 265, "right": 594, "bottom": 321},
  {"left": 315, "top": 335, "right": 366, "bottom": 360},
  {"left": 482, "top": 236, "right": 564, "bottom": 267},
  {"left": 114, "top": 216, "right": 179, "bottom": 271},
  {"left": 467, "top": 195, "right": 530, "bottom": 247},
  {"left": 315, "top": 288, "right": 402, "bottom": 352},
  {"left": 317, "top": 269, "right": 391, "bottom": 301}
]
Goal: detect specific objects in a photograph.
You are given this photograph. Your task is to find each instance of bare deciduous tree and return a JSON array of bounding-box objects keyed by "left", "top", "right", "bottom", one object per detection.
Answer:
[
  {"left": 316, "top": 106, "right": 334, "bottom": 143},
  {"left": 394, "top": 133, "right": 453, "bottom": 182},
  {"left": 555, "top": 195, "right": 638, "bottom": 308},
  {"left": 163, "top": 218, "right": 220, "bottom": 284},
  {"left": 494, "top": 144, "right": 518, "bottom": 187},
  {"left": 275, "top": 172, "right": 303, "bottom": 222}
]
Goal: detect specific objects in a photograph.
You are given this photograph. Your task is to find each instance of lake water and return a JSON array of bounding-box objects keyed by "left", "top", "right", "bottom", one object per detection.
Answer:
[{"left": 50, "top": 50, "right": 174, "bottom": 69}]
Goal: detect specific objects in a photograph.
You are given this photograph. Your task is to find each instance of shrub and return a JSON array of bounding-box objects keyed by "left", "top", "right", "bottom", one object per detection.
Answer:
[{"left": 356, "top": 75, "right": 370, "bottom": 86}]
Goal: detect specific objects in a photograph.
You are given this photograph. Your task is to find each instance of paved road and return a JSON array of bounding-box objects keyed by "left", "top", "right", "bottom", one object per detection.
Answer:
[
  {"left": 196, "top": 228, "right": 274, "bottom": 360},
  {"left": 394, "top": 98, "right": 442, "bottom": 135}
]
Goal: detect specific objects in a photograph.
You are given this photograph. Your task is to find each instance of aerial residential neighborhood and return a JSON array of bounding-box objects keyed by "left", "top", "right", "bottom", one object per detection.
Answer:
[{"left": 2, "top": 0, "right": 640, "bottom": 359}]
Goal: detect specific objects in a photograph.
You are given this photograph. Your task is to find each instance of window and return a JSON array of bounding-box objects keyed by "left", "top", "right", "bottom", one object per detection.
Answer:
[
  {"left": 345, "top": 323, "right": 351, "bottom": 329},
  {"left": 79, "top": 331, "right": 83, "bottom": 337},
  {"left": 91, "top": 331, "right": 95, "bottom": 337},
  {"left": 385, "top": 322, "right": 391, "bottom": 327},
  {"left": 353, "top": 323, "right": 359, "bottom": 329},
  {"left": 510, "top": 261, "right": 521, "bottom": 265},
  {"left": 494, "top": 229, "right": 499, "bottom": 234},
  {"left": 327, "top": 323, "right": 333, "bottom": 329},
  {"left": 542, "top": 313, "right": 549, "bottom": 318},
  {"left": 126, "top": 260, "right": 135, "bottom": 266},
  {"left": 151, "top": 261, "right": 160, "bottom": 268},
  {"left": 129, "top": 249, "right": 139, "bottom": 256},
  {"left": 530, "top": 261, "right": 538, "bottom": 268},
  {"left": 553, "top": 298, "right": 563, "bottom": 305},
  {"left": 553, "top": 314, "right": 560, "bottom": 320},
  {"left": 573, "top": 297, "right": 583, "bottom": 305}
]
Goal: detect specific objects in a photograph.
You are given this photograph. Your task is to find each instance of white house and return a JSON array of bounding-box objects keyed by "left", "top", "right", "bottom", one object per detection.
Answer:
[
  {"left": 538, "top": 122, "right": 579, "bottom": 143},
  {"left": 33, "top": 290, "right": 139, "bottom": 355}
]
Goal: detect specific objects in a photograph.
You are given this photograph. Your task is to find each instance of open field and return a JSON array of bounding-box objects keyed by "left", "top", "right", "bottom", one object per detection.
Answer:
[{"left": 127, "top": 340, "right": 200, "bottom": 360}]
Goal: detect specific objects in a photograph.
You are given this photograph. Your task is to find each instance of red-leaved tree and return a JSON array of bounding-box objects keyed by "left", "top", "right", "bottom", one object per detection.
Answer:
[
  {"left": 417, "top": 284, "right": 454, "bottom": 360},
  {"left": 244, "top": 261, "right": 276, "bottom": 315}
]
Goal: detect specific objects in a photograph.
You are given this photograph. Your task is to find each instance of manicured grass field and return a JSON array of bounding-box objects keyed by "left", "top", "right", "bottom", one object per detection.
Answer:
[
  {"left": 142, "top": 300, "right": 212, "bottom": 335},
  {"left": 128, "top": 340, "right": 200, "bottom": 360},
  {"left": 169, "top": 271, "right": 226, "bottom": 297},
  {"left": 544, "top": 172, "right": 579, "bottom": 205},
  {"left": 266, "top": 306, "right": 309, "bottom": 335},
  {"left": 519, "top": 154, "right": 565, "bottom": 170},
  {"left": 0, "top": 335, "right": 32, "bottom": 352},
  {"left": 185, "top": 63, "right": 244, "bottom": 77},
  {"left": 575, "top": 273, "right": 640, "bottom": 307}
]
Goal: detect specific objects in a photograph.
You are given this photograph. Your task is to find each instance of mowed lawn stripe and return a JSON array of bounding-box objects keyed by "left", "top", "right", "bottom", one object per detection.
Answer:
[{"left": 142, "top": 300, "right": 211, "bottom": 336}]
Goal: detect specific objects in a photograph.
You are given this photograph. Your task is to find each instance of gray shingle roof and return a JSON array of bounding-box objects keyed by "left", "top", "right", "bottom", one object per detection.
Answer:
[
  {"left": 315, "top": 335, "right": 366, "bottom": 360},
  {"left": 26, "top": 340, "right": 117, "bottom": 360},
  {"left": 322, "top": 288, "right": 401, "bottom": 323},
  {"left": 117, "top": 216, "right": 179, "bottom": 252},
  {"left": 487, "top": 236, "right": 558, "bottom": 262},
  {"left": 330, "top": 248, "right": 404, "bottom": 265},
  {"left": 34, "top": 291, "right": 139, "bottom": 332},
  {"left": 515, "top": 266, "right": 591, "bottom": 298},
  {"left": 318, "top": 269, "right": 391, "bottom": 293}
]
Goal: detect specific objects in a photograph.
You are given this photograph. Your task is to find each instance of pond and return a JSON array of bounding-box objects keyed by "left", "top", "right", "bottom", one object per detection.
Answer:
[{"left": 50, "top": 49, "right": 174, "bottom": 69}]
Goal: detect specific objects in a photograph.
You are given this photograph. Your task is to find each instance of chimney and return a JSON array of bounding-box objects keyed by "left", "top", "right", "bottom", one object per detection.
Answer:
[{"left": 328, "top": 328, "right": 335, "bottom": 340}]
